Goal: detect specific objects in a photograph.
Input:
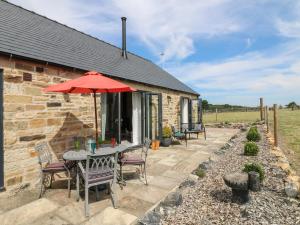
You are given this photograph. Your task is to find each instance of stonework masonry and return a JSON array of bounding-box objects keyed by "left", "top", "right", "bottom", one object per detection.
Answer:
[{"left": 0, "top": 55, "right": 198, "bottom": 189}]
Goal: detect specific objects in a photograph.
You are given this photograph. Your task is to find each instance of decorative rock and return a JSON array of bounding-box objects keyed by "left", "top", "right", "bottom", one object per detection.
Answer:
[
  {"left": 248, "top": 171, "right": 261, "bottom": 192},
  {"left": 162, "top": 191, "right": 183, "bottom": 207},
  {"left": 224, "top": 172, "right": 249, "bottom": 203},
  {"left": 138, "top": 211, "right": 161, "bottom": 225},
  {"left": 285, "top": 181, "right": 299, "bottom": 198},
  {"left": 179, "top": 174, "right": 198, "bottom": 188},
  {"left": 198, "top": 161, "right": 211, "bottom": 171}
]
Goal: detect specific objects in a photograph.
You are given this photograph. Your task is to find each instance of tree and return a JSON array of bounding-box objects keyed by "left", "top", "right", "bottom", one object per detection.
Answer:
[
  {"left": 202, "top": 99, "right": 209, "bottom": 110},
  {"left": 286, "top": 102, "right": 298, "bottom": 110}
]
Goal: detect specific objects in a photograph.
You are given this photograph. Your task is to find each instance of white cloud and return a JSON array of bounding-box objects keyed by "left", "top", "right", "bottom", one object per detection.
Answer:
[
  {"left": 9, "top": 0, "right": 248, "bottom": 61},
  {"left": 166, "top": 42, "right": 300, "bottom": 106},
  {"left": 277, "top": 20, "right": 300, "bottom": 38},
  {"left": 8, "top": 0, "right": 300, "bottom": 105}
]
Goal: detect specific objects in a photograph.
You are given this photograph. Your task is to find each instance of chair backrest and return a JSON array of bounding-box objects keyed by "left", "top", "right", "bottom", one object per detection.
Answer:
[
  {"left": 142, "top": 138, "right": 151, "bottom": 160},
  {"left": 181, "top": 123, "right": 189, "bottom": 132},
  {"left": 85, "top": 153, "right": 118, "bottom": 180},
  {"left": 171, "top": 125, "right": 177, "bottom": 134},
  {"left": 193, "top": 123, "right": 202, "bottom": 131},
  {"left": 35, "top": 142, "right": 52, "bottom": 164}
]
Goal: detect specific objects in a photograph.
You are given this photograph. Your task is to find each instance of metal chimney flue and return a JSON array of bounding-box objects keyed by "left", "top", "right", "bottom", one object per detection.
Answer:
[{"left": 121, "top": 17, "right": 127, "bottom": 59}]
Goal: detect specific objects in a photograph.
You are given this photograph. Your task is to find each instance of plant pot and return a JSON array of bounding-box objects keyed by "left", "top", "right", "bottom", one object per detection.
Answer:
[
  {"left": 161, "top": 137, "right": 172, "bottom": 147},
  {"left": 151, "top": 140, "right": 157, "bottom": 150},
  {"left": 155, "top": 140, "right": 160, "bottom": 149}
]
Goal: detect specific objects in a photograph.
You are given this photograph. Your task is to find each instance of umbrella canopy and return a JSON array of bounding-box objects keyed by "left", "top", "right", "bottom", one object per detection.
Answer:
[
  {"left": 44, "top": 71, "right": 136, "bottom": 145},
  {"left": 44, "top": 71, "right": 135, "bottom": 93}
]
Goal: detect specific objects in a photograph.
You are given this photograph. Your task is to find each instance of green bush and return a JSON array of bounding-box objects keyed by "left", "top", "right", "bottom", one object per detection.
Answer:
[
  {"left": 246, "top": 126, "right": 261, "bottom": 142},
  {"left": 162, "top": 126, "right": 172, "bottom": 138},
  {"left": 244, "top": 141, "right": 259, "bottom": 156},
  {"left": 195, "top": 168, "right": 205, "bottom": 178},
  {"left": 243, "top": 163, "right": 265, "bottom": 181}
]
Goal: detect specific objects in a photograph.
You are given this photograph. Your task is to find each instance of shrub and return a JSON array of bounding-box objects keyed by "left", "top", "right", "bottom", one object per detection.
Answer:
[
  {"left": 243, "top": 163, "right": 265, "bottom": 181},
  {"left": 246, "top": 126, "right": 261, "bottom": 142},
  {"left": 244, "top": 142, "right": 259, "bottom": 156},
  {"left": 195, "top": 168, "right": 205, "bottom": 178},
  {"left": 162, "top": 126, "right": 172, "bottom": 138}
]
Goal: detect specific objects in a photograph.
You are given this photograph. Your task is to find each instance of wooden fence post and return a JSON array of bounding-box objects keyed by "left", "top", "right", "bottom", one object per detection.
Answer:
[
  {"left": 265, "top": 106, "right": 269, "bottom": 132},
  {"left": 215, "top": 108, "right": 218, "bottom": 122},
  {"left": 260, "top": 97, "right": 264, "bottom": 121},
  {"left": 273, "top": 104, "right": 278, "bottom": 147}
]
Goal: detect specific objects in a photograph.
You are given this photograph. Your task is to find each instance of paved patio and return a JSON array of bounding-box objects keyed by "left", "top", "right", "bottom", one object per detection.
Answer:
[{"left": 0, "top": 128, "right": 238, "bottom": 225}]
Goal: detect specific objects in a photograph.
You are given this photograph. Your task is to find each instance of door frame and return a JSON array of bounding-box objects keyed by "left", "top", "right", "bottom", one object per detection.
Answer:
[
  {"left": 141, "top": 92, "right": 162, "bottom": 142},
  {"left": 0, "top": 68, "right": 4, "bottom": 192},
  {"left": 180, "top": 96, "right": 191, "bottom": 130}
]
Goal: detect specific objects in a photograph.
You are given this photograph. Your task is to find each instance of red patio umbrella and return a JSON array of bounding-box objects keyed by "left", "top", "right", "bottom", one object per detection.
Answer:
[{"left": 44, "top": 71, "right": 136, "bottom": 144}]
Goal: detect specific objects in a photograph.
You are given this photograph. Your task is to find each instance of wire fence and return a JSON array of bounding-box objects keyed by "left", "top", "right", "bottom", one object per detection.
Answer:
[{"left": 203, "top": 107, "right": 260, "bottom": 114}]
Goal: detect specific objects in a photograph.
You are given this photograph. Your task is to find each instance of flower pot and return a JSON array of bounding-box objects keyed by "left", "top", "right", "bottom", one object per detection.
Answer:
[
  {"left": 151, "top": 140, "right": 157, "bottom": 150},
  {"left": 161, "top": 137, "right": 172, "bottom": 147},
  {"left": 155, "top": 140, "right": 160, "bottom": 149}
]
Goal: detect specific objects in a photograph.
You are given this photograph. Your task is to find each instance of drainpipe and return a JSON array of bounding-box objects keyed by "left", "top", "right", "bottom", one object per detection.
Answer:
[
  {"left": 0, "top": 69, "right": 4, "bottom": 192},
  {"left": 121, "top": 17, "right": 128, "bottom": 59}
]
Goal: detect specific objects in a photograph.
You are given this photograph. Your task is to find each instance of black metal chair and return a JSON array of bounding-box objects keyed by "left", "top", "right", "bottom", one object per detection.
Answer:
[
  {"left": 35, "top": 142, "right": 75, "bottom": 198},
  {"left": 181, "top": 122, "right": 206, "bottom": 140}
]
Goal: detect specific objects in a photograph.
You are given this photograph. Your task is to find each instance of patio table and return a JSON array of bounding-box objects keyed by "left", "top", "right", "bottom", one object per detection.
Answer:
[{"left": 63, "top": 144, "right": 131, "bottom": 201}]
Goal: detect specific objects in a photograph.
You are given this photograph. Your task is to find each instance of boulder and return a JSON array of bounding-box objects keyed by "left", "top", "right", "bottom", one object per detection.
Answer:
[
  {"left": 248, "top": 171, "right": 261, "bottom": 192},
  {"left": 179, "top": 174, "right": 198, "bottom": 188},
  {"left": 138, "top": 211, "right": 161, "bottom": 225},
  {"left": 285, "top": 181, "right": 299, "bottom": 198},
  {"left": 162, "top": 191, "right": 183, "bottom": 207}
]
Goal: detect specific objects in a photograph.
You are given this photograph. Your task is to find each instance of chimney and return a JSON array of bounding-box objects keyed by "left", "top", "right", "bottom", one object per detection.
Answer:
[{"left": 121, "top": 17, "right": 127, "bottom": 59}]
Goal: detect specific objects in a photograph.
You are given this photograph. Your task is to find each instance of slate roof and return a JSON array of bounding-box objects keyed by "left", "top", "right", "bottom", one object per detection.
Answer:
[{"left": 0, "top": 1, "right": 198, "bottom": 95}]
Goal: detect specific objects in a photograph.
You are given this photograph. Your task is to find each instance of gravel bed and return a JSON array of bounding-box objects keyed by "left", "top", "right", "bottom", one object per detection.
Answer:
[{"left": 162, "top": 126, "right": 300, "bottom": 225}]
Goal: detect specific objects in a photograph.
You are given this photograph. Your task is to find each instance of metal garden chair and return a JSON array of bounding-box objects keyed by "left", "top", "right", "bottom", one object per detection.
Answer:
[
  {"left": 118, "top": 138, "right": 151, "bottom": 185},
  {"left": 171, "top": 125, "right": 187, "bottom": 146},
  {"left": 35, "top": 142, "right": 75, "bottom": 198},
  {"left": 78, "top": 152, "right": 118, "bottom": 217}
]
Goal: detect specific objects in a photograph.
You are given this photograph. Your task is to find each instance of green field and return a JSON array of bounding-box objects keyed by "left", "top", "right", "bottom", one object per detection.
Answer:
[
  {"left": 203, "top": 111, "right": 260, "bottom": 123},
  {"left": 203, "top": 109, "right": 300, "bottom": 173}
]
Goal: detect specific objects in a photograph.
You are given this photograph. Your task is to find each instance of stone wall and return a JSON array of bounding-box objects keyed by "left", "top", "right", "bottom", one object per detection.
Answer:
[{"left": 0, "top": 55, "right": 198, "bottom": 189}]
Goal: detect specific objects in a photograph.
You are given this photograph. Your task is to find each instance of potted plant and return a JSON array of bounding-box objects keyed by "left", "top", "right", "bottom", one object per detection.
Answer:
[{"left": 161, "top": 126, "right": 172, "bottom": 147}]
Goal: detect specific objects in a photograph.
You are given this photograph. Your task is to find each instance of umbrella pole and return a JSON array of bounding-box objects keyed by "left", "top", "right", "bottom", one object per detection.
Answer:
[{"left": 93, "top": 91, "right": 99, "bottom": 147}]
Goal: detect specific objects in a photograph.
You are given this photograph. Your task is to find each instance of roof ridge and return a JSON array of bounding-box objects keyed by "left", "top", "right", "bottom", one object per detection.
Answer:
[{"left": 4, "top": 0, "right": 154, "bottom": 64}]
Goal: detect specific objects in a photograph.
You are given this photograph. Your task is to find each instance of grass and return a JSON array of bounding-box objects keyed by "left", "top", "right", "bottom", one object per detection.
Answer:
[
  {"left": 195, "top": 168, "right": 206, "bottom": 178},
  {"left": 203, "top": 109, "right": 300, "bottom": 174},
  {"left": 269, "top": 109, "right": 300, "bottom": 173},
  {"left": 203, "top": 111, "right": 260, "bottom": 123}
]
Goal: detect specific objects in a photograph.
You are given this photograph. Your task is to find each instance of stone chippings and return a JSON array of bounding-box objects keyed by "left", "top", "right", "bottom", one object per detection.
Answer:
[{"left": 162, "top": 126, "right": 300, "bottom": 225}]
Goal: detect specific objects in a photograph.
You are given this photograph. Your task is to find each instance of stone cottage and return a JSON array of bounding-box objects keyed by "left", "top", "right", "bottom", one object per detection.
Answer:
[{"left": 0, "top": 1, "right": 200, "bottom": 191}]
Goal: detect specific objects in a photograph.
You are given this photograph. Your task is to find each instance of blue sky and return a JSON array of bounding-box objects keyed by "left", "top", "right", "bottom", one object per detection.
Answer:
[{"left": 10, "top": 0, "right": 300, "bottom": 106}]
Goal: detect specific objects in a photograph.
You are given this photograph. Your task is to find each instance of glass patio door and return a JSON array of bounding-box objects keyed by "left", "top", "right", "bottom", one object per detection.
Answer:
[
  {"left": 101, "top": 93, "right": 121, "bottom": 143},
  {"left": 142, "top": 92, "right": 162, "bottom": 141},
  {"left": 180, "top": 97, "right": 202, "bottom": 131}
]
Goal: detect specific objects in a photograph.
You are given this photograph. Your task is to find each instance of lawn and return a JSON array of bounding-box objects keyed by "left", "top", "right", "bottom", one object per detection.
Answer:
[
  {"left": 203, "top": 111, "right": 260, "bottom": 124},
  {"left": 269, "top": 109, "right": 300, "bottom": 173},
  {"left": 203, "top": 109, "right": 300, "bottom": 174}
]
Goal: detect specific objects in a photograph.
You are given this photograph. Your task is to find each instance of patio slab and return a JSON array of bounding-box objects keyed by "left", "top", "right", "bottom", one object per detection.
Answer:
[
  {"left": 83, "top": 207, "right": 137, "bottom": 225},
  {"left": 0, "top": 198, "right": 59, "bottom": 225},
  {"left": 0, "top": 128, "right": 239, "bottom": 225}
]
